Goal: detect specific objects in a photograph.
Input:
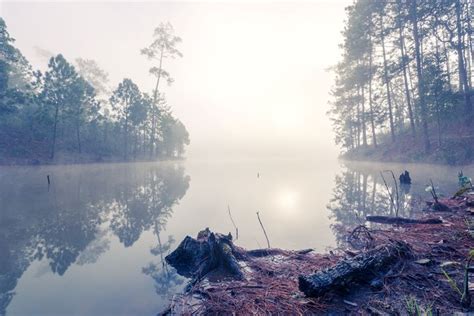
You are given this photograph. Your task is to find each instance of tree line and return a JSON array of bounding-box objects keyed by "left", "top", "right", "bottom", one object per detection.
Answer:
[
  {"left": 329, "top": 0, "right": 473, "bottom": 156},
  {"left": 0, "top": 19, "right": 189, "bottom": 163}
]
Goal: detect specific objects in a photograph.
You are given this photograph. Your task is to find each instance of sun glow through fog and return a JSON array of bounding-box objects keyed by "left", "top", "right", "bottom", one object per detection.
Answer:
[
  {"left": 0, "top": 1, "right": 349, "bottom": 159},
  {"left": 276, "top": 189, "right": 299, "bottom": 211}
]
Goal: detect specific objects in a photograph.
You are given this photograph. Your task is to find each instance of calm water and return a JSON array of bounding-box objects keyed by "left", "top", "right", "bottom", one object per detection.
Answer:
[{"left": 1, "top": 158, "right": 473, "bottom": 316}]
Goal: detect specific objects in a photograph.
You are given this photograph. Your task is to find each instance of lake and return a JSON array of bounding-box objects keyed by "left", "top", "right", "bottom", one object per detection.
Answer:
[{"left": 1, "top": 159, "right": 473, "bottom": 315}]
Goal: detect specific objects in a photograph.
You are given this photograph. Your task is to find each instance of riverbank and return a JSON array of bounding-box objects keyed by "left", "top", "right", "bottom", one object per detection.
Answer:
[
  {"left": 0, "top": 152, "right": 184, "bottom": 166},
  {"left": 341, "top": 128, "right": 474, "bottom": 166},
  {"left": 163, "top": 191, "right": 474, "bottom": 314}
]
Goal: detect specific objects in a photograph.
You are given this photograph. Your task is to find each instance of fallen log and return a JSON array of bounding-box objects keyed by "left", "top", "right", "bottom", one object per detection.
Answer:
[
  {"left": 298, "top": 241, "right": 411, "bottom": 297},
  {"left": 366, "top": 215, "right": 442, "bottom": 225}
]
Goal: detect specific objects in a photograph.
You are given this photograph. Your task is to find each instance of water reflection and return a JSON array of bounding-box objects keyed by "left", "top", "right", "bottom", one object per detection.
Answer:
[
  {"left": 326, "top": 161, "right": 471, "bottom": 248},
  {"left": 1, "top": 159, "right": 472, "bottom": 315},
  {"left": 142, "top": 231, "right": 184, "bottom": 299},
  {"left": 0, "top": 163, "right": 190, "bottom": 315}
]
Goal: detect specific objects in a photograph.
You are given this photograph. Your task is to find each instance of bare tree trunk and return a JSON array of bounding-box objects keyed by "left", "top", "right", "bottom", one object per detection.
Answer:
[
  {"left": 368, "top": 36, "right": 377, "bottom": 148},
  {"left": 151, "top": 46, "right": 165, "bottom": 158},
  {"left": 411, "top": 0, "right": 430, "bottom": 152},
  {"left": 443, "top": 40, "right": 453, "bottom": 91},
  {"left": 456, "top": 0, "right": 472, "bottom": 116},
  {"left": 435, "top": 35, "right": 443, "bottom": 147},
  {"left": 380, "top": 14, "right": 395, "bottom": 142},
  {"left": 360, "top": 85, "right": 367, "bottom": 146},
  {"left": 356, "top": 99, "right": 361, "bottom": 148},
  {"left": 468, "top": 2, "right": 474, "bottom": 85},
  {"left": 397, "top": 7, "right": 416, "bottom": 138}
]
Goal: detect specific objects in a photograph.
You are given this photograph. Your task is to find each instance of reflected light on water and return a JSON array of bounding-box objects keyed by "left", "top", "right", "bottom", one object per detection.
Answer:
[{"left": 275, "top": 189, "right": 299, "bottom": 212}]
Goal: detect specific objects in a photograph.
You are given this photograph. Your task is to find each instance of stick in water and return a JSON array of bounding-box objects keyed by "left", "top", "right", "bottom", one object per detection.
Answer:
[
  {"left": 430, "top": 179, "right": 439, "bottom": 203},
  {"left": 256, "top": 211, "right": 271, "bottom": 248},
  {"left": 227, "top": 205, "right": 239, "bottom": 240},
  {"left": 383, "top": 170, "right": 400, "bottom": 217},
  {"left": 380, "top": 171, "right": 397, "bottom": 215}
]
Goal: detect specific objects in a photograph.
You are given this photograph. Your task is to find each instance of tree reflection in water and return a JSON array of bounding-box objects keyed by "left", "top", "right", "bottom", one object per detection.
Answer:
[
  {"left": 327, "top": 165, "right": 419, "bottom": 248},
  {"left": 142, "top": 229, "right": 184, "bottom": 299},
  {"left": 0, "top": 162, "right": 190, "bottom": 315}
]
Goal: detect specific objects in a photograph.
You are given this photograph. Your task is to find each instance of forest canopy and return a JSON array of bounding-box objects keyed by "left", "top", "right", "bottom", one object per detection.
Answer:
[
  {"left": 329, "top": 0, "right": 473, "bottom": 164},
  {"left": 0, "top": 18, "right": 189, "bottom": 164}
]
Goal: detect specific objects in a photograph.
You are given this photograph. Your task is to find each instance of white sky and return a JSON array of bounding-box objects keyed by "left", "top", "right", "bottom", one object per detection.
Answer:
[{"left": 1, "top": 0, "right": 350, "bottom": 160}]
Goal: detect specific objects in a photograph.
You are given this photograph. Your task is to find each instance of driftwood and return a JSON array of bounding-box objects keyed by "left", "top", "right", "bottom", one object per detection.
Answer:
[
  {"left": 366, "top": 215, "right": 442, "bottom": 225},
  {"left": 298, "top": 241, "right": 411, "bottom": 297},
  {"left": 165, "top": 228, "right": 246, "bottom": 281}
]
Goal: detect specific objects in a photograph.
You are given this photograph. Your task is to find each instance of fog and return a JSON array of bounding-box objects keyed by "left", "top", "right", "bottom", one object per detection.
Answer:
[{"left": 1, "top": 0, "right": 349, "bottom": 160}]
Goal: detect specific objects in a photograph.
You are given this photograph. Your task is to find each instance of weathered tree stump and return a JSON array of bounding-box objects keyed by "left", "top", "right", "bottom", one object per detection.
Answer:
[
  {"left": 425, "top": 201, "right": 451, "bottom": 212},
  {"left": 399, "top": 170, "right": 412, "bottom": 185},
  {"left": 298, "top": 241, "right": 411, "bottom": 297},
  {"left": 165, "top": 228, "right": 245, "bottom": 281},
  {"left": 366, "top": 215, "right": 442, "bottom": 225}
]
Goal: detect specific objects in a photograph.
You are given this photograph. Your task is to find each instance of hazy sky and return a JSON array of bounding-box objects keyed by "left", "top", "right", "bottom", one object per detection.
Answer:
[{"left": 1, "top": 0, "right": 350, "bottom": 159}]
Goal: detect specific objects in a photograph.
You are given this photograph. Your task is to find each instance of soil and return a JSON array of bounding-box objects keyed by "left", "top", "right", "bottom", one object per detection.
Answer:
[{"left": 163, "top": 191, "right": 474, "bottom": 315}]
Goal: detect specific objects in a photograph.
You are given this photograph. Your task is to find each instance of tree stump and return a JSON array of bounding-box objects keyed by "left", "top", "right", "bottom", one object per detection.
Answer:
[
  {"left": 165, "top": 228, "right": 245, "bottom": 281},
  {"left": 425, "top": 201, "right": 451, "bottom": 212},
  {"left": 399, "top": 170, "right": 412, "bottom": 184}
]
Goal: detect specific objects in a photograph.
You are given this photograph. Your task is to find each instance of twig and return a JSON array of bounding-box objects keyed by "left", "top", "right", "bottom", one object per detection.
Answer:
[
  {"left": 430, "top": 179, "right": 439, "bottom": 203},
  {"left": 256, "top": 211, "right": 271, "bottom": 248},
  {"left": 384, "top": 170, "right": 400, "bottom": 217},
  {"left": 380, "top": 171, "right": 398, "bottom": 216},
  {"left": 227, "top": 205, "right": 238, "bottom": 240}
]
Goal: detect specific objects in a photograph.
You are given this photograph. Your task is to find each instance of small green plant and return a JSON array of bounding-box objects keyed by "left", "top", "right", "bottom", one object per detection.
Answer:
[
  {"left": 441, "top": 249, "right": 474, "bottom": 308},
  {"left": 458, "top": 171, "right": 473, "bottom": 189},
  {"left": 405, "top": 296, "right": 421, "bottom": 315},
  {"left": 405, "top": 296, "right": 433, "bottom": 316},
  {"left": 441, "top": 268, "right": 462, "bottom": 296}
]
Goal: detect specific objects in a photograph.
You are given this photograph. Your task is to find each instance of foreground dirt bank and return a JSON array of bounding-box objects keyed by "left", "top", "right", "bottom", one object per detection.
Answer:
[{"left": 163, "top": 192, "right": 474, "bottom": 315}]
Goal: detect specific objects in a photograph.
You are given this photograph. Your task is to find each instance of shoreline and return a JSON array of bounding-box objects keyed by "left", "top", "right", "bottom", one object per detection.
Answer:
[
  {"left": 0, "top": 155, "right": 186, "bottom": 167},
  {"left": 342, "top": 152, "right": 474, "bottom": 167},
  {"left": 163, "top": 191, "right": 474, "bottom": 314},
  {"left": 341, "top": 138, "right": 474, "bottom": 166}
]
